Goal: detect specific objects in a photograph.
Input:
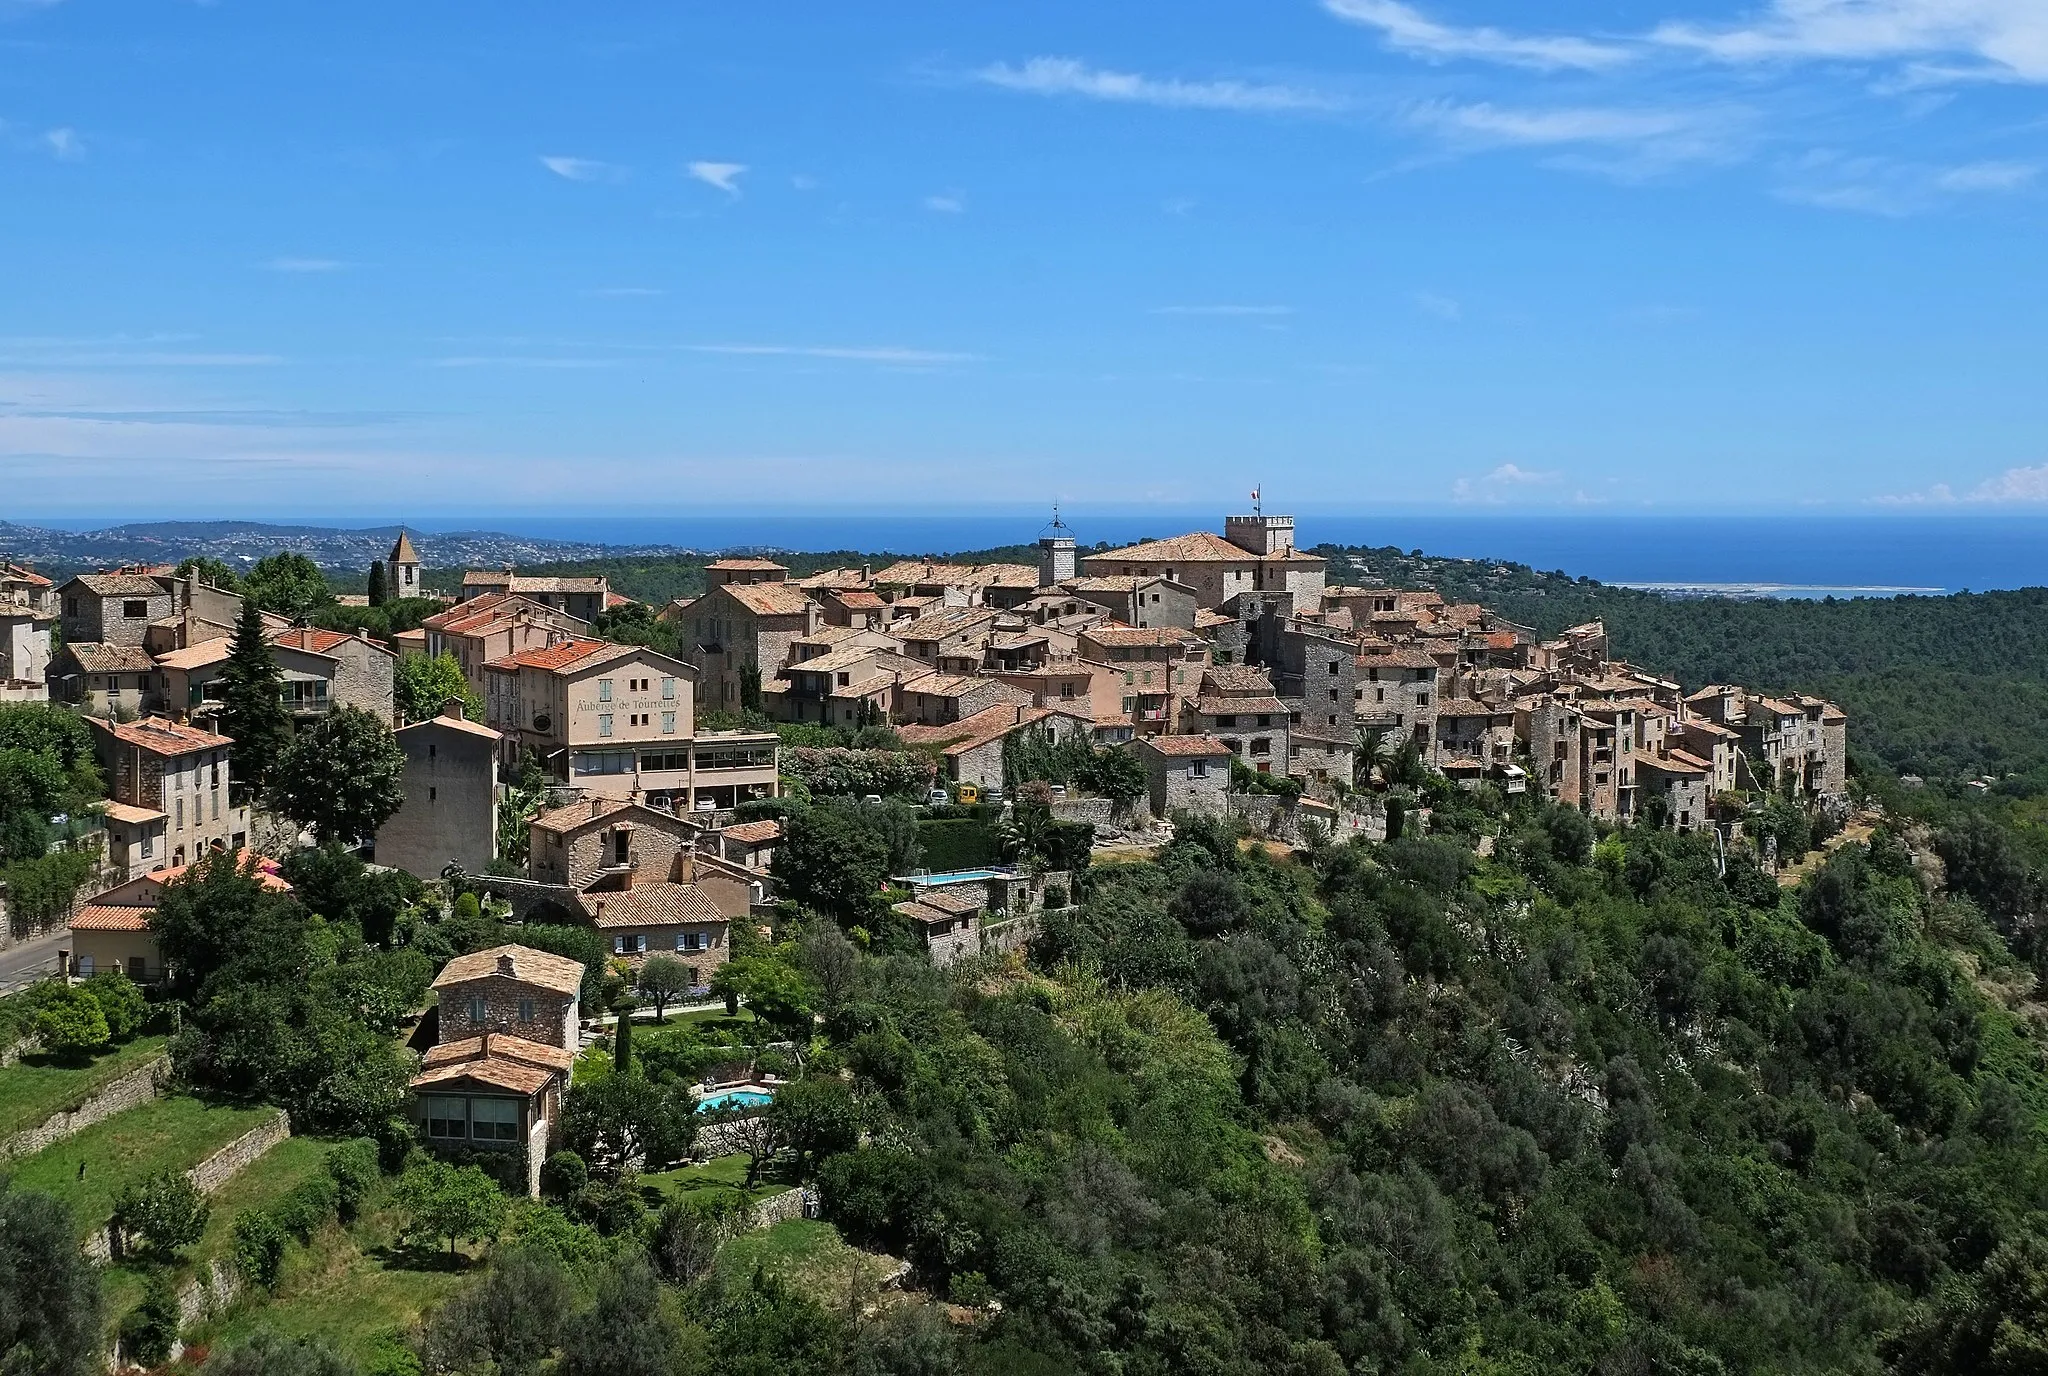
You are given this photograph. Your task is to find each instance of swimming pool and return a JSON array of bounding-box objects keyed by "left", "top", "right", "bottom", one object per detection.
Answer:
[
  {"left": 897, "top": 868, "right": 1012, "bottom": 885},
  {"left": 698, "top": 1088, "right": 773, "bottom": 1113}
]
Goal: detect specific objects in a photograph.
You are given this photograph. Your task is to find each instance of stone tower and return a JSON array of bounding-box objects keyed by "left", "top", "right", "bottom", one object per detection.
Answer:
[
  {"left": 1037, "top": 511, "right": 1076, "bottom": 588},
  {"left": 388, "top": 528, "right": 422, "bottom": 598}
]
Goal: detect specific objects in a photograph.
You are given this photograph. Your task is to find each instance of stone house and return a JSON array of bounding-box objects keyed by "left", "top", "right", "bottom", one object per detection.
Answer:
[
  {"left": 1077, "top": 626, "right": 1211, "bottom": 735},
  {"left": 684, "top": 580, "right": 821, "bottom": 711},
  {"left": 1355, "top": 645, "right": 1440, "bottom": 746},
  {"left": 895, "top": 607, "right": 1000, "bottom": 671},
  {"left": 90, "top": 716, "right": 247, "bottom": 878},
  {"left": 432, "top": 943, "right": 584, "bottom": 1055},
  {"left": 527, "top": 797, "right": 703, "bottom": 891},
  {"left": 0, "top": 564, "right": 52, "bottom": 702},
  {"left": 988, "top": 658, "right": 1123, "bottom": 724},
  {"left": 57, "top": 573, "right": 172, "bottom": 648},
  {"left": 818, "top": 588, "right": 888, "bottom": 630},
  {"left": 1637, "top": 751, "right": 1713, "bottom": 832},
  {"left": 422, "top": 594, "right": 590, "bottom": 700},
  {"left": 1180, "top": 665, "right": 1291, "bottom": 777},
  {"left": 1081, "top": 514, "right": 1327, "bottom": 611},
  {"left": 1673, "top": 718, "right": 1743, "bottom": 797},
  {"left": 376, "top": 702, "right": 502, "bottom": 878},
  {"left": 459, "top": 571, "right": 610, "bottom": 624},
  {"left": 717, "top": 818, "right": 782, "bottom": 872},
  {"left": 1517, "top": 694, "right": 1586, "bottom": 811},
  {"left": 771, "top": 645, "right": 924, "bottom": 728},
  {"left": 705, "top": 558, "right": 790, "bottom": 587},
  {"left": 270, "top": 627, "right": 396, "bottom": 723},
  {"left": 582, "top": 881, "right": 730, "bottom": 980},
  {"left": 412, "top": 1026, "right": 574, "bottom": 1197},
  {"left": 49, "top": 643, "right": 160, "bottom": 717},
  {"left": 892, "top": 889, "right": 984, "bottom": 968},
  {"left": 1433, "top": 699, "right": 1517, "bottom": 775},
  {"left": 1060, "top": 576, "right": 1199, "bottom": 631},
  {"left": 893, "top": 671, "right": 1034, "bottom": 727},
  {"left": 899, "top": 704, "right": 1093, "bottom": 791},
  {"left": 1288, "top": 729, "right": 1356, "bottom": 795},
  {"left": 1132, "top": 734, "right": 1231, "bottom": 820}
]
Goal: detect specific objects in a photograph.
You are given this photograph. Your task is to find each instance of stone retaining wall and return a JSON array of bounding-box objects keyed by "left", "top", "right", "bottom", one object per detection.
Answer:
[
  {"left": 696, "top": 1115, "right": 760, "bottom": 1159},
  {"left": 979, "top": 913, "right": 1042, "bottom": 960},
  {"left": 748, "top": 1188, "right": 808, "bottom": 1229},
  {"left": 0, "top": 1053, "right": 168, "bottom": 1161},
  {"left": 1053, "top": 797, "right": 1148, "bottom": 831},
  {"left": 85, "top": 1111, "right": 291, "bottom": 1263}
]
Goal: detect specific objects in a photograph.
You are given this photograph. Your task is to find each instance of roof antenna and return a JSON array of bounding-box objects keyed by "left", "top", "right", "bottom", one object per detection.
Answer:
[{"left": 1038, "top": 504, "right": 1071, "bottom": 538}]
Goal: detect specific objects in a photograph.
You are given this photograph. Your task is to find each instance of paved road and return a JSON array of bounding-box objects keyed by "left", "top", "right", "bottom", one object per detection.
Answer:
[{"left": 0, "top": 928, "right": 70, "bottom": 995}]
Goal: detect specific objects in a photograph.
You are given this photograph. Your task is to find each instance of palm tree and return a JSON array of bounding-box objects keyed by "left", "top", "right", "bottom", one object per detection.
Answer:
[{"left": 1355, "top": 728, "right": 1393, "bottom": 789}]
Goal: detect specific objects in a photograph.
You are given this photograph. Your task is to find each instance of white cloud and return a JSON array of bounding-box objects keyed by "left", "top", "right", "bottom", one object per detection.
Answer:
[
  {"left": 42, "top": 126, "right": 82, "bottom": 159},
  {"left": 1937, "top": 159, "right": 2039, "bottom": 190},
  {"left": 923, "top": 193, "right": 965, "bottom": 213},
  {"left": 262, "top": 257, "right": 346, "bottom": 273},
  {"left": 1879, "top": 464, "right": 2048, "bottom": 504},
  {"left": 1413, "top": 100, "right": 1696, "bottom": 146},
  {"left": 1650, "top": 0, "right": 2048, "bottom": 83},
  {"left": 1150, "top": 305, "right": 1294, "bottom": 317},
  {"left": 1452, "top": 462, "right": 1562, "bottom": 502},
  {"left": 539, "top": 155, "right": 625, "bottom": 182},
  {"left": 1413, "top": 291, "right": 1462, "bottom": 320},
  {"left": 1323, "top": 0, "right": 1634, "bottom": 71},
  {"left": 976, "top": 57, "right": 1344, "bottom": 113},
  {"left": 686, "top": 344, "right": 981, "bottom": 365},
  {"left": 687, "top": 161, "right": 746, "bottom": 194}
]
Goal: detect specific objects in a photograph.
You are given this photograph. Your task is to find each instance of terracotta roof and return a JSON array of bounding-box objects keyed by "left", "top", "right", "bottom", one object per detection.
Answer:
[
  {"left": 1436, "top": 698, "right": 1508, "bottom": 719},
  {"left": 920, "top": 888, "right": 983, "bottom": 915},
  {"left": 462, "top": 572, "right": 608, "bottom": 594},
  {"left": 1658, "top": 748, "right": 1716, "bottom": 771},
  {"left": 899, "top": 671, "right": 1001, "bottom": 698},
  {"left": 1081, "top": 625, "right": 1201, "bottom": 648},
  {"left": 1193, "top": 695, "right": 1289, "bottom": 716},
  {"left": 828, "top": 589, "right": 885, "bottom": 609},
  {"left": 410, "top": 1056, "right": 558, "bottom": 1097},
  {"left": 707, "top": 558, "right": 789, "bottom": 572},
  {"left": 398, "top": 711, "right": 501, "bottom": 741},
  {"left": 394, "top": 628, "right": 427, "bottom": 649},
  {"left": 153, "top": 850, "right": 290, "bottom": 890},
  {"left": 721, "top": 583, "right": 816, "bottom": 617},
  {"left": 432, "top": 944, "right": 586, "bottom": 997},
  {"left": 1357, "top": 647, "right": 1440, "bottom": 671},
  {"left": 99, "top": 800, "right": 166, "bottom": 825},
  {"left": 1090, "top": 531, "right": 1268, "bottom": 564},
  {"left": 582, "top": 882, "right": 727, "bottom": 929},
  {"left": 1484, "top": 631, "right": 1519, "bottom": 650},
  {"left": 1194, "top": 608, "right": 1234, "bottom": 629},
  {"left": 1139, "top": 734, "right": 1232, "bottom": 757},
  {"left": 0, "top": 564, "right": 52, "bottom": 587},
  {"left": 898, "top": 704, "right": 1075, "bottom": 756},
  {"left": 271, "top": 626, "right": 376, "bottom": 657},
  {"left": 1679, "top": 718, "right": 1738, "bottom": 739},
  {"left": 1201, "top": 664, "right": 1275, "bottom": 695},
  {"left": 69, "top": 573, "right": 165, "bottom": 597},
  {"left": 63, "top": 643, "right": 157, "bottom": 674},
  {"left": 795, "top": 568, "right": 870, "bottom": 590},
  {"left": 483, "top": 638, "right": 618, "bottom": 673},
  {"left": 530, "top": 797, "right": 644, "bottom": 834},
  {"left": 787, "top": 645, "right": 909, "bottom": 676},
  {"left": 389, "top": 530, "right": 421, "bottom": 564},
  {"left": 71, "top": 904, "right": 153, "bottom": 931},
  {"left": 721, "top": 819, "right": 782, "bottom": 846},
  {"left": 152, "top": 639, "right": 233, "bottom": 671},
  {"left": 421, "top": 1033, "right": 575, "bottom": 1073},
  {"left": 95, "top": 715, "right": 231, "bottom": 756},
  {"left": 896, "top": 607, "right": 998, "bottom": 641}
]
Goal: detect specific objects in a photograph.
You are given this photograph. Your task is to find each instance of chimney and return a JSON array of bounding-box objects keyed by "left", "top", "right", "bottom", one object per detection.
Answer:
[
  {"left": 496, "top": 952, "right": 515, "bottom": 976},
  {"left": 479, "top": 1029, "right": 492, "bottom": 1057},
  {"left": 590, "top": 797, "right": 604, "bottom": 820},
  {"left": 439, "top": 696, "right": 467, "bottom": 722}
]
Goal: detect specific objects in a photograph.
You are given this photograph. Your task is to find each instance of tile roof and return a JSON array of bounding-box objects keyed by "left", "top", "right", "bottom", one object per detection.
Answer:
[
  {"left": 1357, "top": 647, "right": 1440, "bottom": 671},
  {"left": 706, "top": 557, "right": 789, "bottom": 571},
  {"left": 152, "top": 639, "right": 233, "bottom": 671},
  {"left": 1081, "top": 625, "right": 1202, "bottom": 648},
  {"left": 530, "top": 796, "right": 645, "bottom": 834},
  {"left": 1, "top": 564, "right": 52, "bottom": 587},
  {"left": 896, "top": 607, "right": 998, "bottom": 641},
  {"left": 1194, "top": 608, "right": 1234, "bottom": 629},
  {"left": 399, "top": 711, "right": 501, "bottom": 741},
  {"left": 1192, "top": 695, "right": 1289, "bottom": 716},
  {"left": 432, "top": 944, "right": 587, "bottom": 997},
  {"left": 1201, "top": 664, "right": 1276, "bottom": 694},
  {"left": 893, "top": 899, "right": 966, "bottom": 927},
  {"left": 899, "top": 671, "right": 1003, "bottom": 697},
  {"left": 64, "top": 643, "right": 159, "bottom": 673},
  {"left": 795, "top": 568, "right": 871, "bottom": 590},
  {"left": 1090, "top": 531, "right": 1260, "bottom": 564},
  {"left": 920, "top": 888, "right": 983, "bottom": 915},
  {"left": 71, "top": 904, "right": 153, "bottom": 931},
  {"left": 462, "top": 572, "right": 608, "bottom": 594},
  {"left": 1436, "top": 698, "right": 1509, "bottom": 718},
  {"left": 421, "top": 1033, "right": 575, "bottom": 1073},
  {"left": 271, "top": 626, "right": 369, "bottom": 656},
  {"left": 99, "top": 800, "right": 166, "bottom": 825},
  {"left": 898, "top": 704, "right": 1061, "bottom": 755},
  {"left": 828, "top": 589, "right": 885, "bottom": 608},
  {"left": 484, "top": 638, "right": 619, "bottom": 673},
  {"left": 582, "top": 882, "right": 727, "bottom": 929},
  {"left": 389, "top": 530, "right": 421, "bottom": 564},
  {"left": 721, "top": 819, "right": 783, "bottom": 845},
  {"left": 720, "top": 583, "right": 817, "bottom": 617},
  {"left": 96, "top": 715, "right": 232, "bottom": 756},
  {"left": 1139, "top": 734, "right": 1232, "bottom": 757},
  {"left": 154, "top": 850, "right": 291, "bottom": 890},
  {"left": 410, "top": 1055, "right": 558, "bottom": 1097},
  {"left": 70, "top": 573, "right": 165, "bottom": 597},
  {"left": 787, "top": 645, "right": 912, "bottom": 676}
]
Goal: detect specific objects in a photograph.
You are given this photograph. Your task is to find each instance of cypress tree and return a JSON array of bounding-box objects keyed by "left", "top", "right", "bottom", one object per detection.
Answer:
[
  {"left": 217, "top": 596, "right": 292, "bottom": 798},
  {"left": 366, "top": 559, "right": 387, "bottom": 607}
]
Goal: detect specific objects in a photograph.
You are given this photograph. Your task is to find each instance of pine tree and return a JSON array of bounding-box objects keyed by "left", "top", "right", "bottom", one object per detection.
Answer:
[
  {"left": 217, "top": 596, "right": 291, "bottom": 798},
  {"left": 366, "top": 559, "right": 387, "bottom": 607}
]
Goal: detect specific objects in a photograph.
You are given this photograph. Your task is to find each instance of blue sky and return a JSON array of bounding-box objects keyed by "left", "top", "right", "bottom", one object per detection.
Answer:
[{"left": 1, "top": 0, "right": 2044, "bottom": 519}]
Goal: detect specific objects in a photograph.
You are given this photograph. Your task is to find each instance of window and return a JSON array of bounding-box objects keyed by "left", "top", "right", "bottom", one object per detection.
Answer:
[
  {"left": 468, "top": 997, "right": 486, "bottom": 1024},
  {"left": 598, "top": 679, "right": 613, "bottom": 702},
  {"left": 662, "top": 677, "right": 676, "bottom": 700},
  {"left": 517, "top": 999, "right": 534, "bottom": 1023},
  {"left": 1190, "top": 759, "right": 1209, "bottom": 778},
  {"left": 677, "top": 932, "right": 705, "bottom": 952},
  {"left": 123, "top": 600, "right": 148, "bottom": 618},
  {"left": 426, "top": 1096, "right": 468, "bottom": 1140},
  {"left": 1328, "top": 661, "right": 1340, "bottom": 674},
  {"left": 1216, "top": 714, "right": 1237, "bottom": 728},
  {"left": 641, "top": 750, "right": 689, "bottom": 772},
  {"left": 662, "top": 711, "right": 676, "bottom": 735},
  {"left": 598, "top": 713, "right": 613, "bottom": 737},
  {"left": 470, "top": 1098, "right": 519, "bottom": 1142},
  {"left": 174, "top": 798, "right": 184, "bottom": 831},
  {"left": 612, "top": 934, "right": 647, "bottom": 955},
  {"left": 141, "top": 832, "right": 154, "bottom": 858},
  {"left": 429, "top": 787, "right": 437, "bottom": 801},
  {"left": 1250, "top": 738, "right": 1271, "bottom": 756}
]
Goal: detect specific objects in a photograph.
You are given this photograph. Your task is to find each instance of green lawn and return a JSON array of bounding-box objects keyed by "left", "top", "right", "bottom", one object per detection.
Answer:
[
  {"left": 713, "top": 1219, "right": 901, "bottom": 1307},
  {"left": 199, "top": 1190, "right": 473, "bottom": 1365},
  {"left": 7, "top": 1093, "right": 277, "bottom": 1236},
  {"left": 0, "top": 1035, "right": 168, "bottom": 1141},
  {"left": 640, "top": 1151, "right": 790, "bottom": 1208}
]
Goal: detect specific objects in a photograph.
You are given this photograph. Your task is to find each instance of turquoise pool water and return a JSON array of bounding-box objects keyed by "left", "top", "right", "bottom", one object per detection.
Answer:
[
  {"left": 900, "top": 869, "right": 1009, "bottom": 885},
  {"left": 699, "top": 1088, "right": 773, "bottom": 1113}
]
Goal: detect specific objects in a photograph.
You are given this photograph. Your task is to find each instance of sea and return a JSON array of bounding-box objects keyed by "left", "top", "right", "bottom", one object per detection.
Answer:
[{"left": 32, "top": 512, "right": 2048, "bottom": 599}]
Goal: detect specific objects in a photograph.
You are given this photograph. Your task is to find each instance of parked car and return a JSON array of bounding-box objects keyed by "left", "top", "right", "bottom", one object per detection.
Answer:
[
  {"left": 927, "top": 788, "right": 950, "bottom": 807},
  {"left": 1048, "top": 784, "right": 1068, "bottom": 801},
  {"left": 983, "top": 785, "right": 1005, "bottom": 806},
  {"left": 861, "top": 794, "right": 883, "bottom": 804},
  {"left": 693, "top": 798, "right": 718, "bottom": 812}
]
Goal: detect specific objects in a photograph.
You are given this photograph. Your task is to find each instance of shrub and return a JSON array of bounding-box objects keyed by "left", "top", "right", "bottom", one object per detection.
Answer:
[
  {"left": 118, "top": 1270, "right": 180, "bottom": 1366},
  {"left": 82, "top": 970, "right": 148, "bottom": 1041},
  {"left": 270, "top": 1176, "right": 340, "bottom": 1242},
  {"left": 234, "top": 1210, "right": 288, "bottom": 1289},
  {"left": 541, "top": 1150, "right": 588, "bottom": 1200},
  {"left": 327, "top": 1138, "right": 380, "bottom": 1221},
  {"left": 951, "top": 1270, "right": 995, "bottom": 1308},
  {"left": 114, "top": 1171, "right": 209, "bottom": 1258}
]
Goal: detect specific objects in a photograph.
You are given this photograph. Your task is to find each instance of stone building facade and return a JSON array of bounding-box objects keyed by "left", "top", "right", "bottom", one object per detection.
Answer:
[
  {"left": 376, "top": 704, "right": 501, "bottom": 878},
  {"left": 430, "top": 945, "right": 584, "bottom": 1055},
  {"left": 1133, "top": 734, "right": 1232, "bottom": 819}
]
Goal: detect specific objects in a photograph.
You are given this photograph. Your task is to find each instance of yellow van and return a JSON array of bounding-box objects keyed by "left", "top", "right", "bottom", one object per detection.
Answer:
[{"left": 956, "top": 782, "right": 980, "bottom": 805}]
